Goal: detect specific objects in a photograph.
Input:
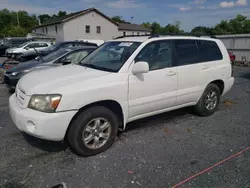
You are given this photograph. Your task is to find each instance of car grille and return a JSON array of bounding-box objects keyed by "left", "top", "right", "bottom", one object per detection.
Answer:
[{"left": 16, "top": 86, "right": 27, "bottom": 108}]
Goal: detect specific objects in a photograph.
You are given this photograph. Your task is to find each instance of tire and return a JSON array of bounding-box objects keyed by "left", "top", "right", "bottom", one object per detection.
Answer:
[
  {"left": 67, "top": 106, "right": 119, "bottom": 157},
  {"left": 194, "top": 83, "right": 220, "bottom": 116}
]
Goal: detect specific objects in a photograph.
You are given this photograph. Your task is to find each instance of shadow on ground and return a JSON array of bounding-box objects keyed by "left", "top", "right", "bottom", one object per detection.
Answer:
[
  {"left": 239, "top": 72, "right": 250, "bottom": 80},
  {"left": 22, "top": 132, "right": 68, "bottom": 152},
  {"left": 124, "top": 107, "right": 193, "bottom": 132}
]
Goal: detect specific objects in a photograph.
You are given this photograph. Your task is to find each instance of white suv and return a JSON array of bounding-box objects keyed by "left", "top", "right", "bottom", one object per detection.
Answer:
[{"left": 9, "top": 36, "right": 234, "bottom": 156}]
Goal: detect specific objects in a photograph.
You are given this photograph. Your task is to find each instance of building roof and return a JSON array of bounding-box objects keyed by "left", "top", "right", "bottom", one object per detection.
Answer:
[
  {"left": 118, "top": 23, "right": 151, "bottom": 32},
  {"left": 32, "top": 8, "right": 118, "bottom": 29}
]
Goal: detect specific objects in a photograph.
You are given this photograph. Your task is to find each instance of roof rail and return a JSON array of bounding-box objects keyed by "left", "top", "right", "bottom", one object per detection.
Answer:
[
  {"left": 114, "top": 34, "right": 152, "bottom": 39},
  {"left": 114, "top": 33, "right": 205, "bottom": 40}
]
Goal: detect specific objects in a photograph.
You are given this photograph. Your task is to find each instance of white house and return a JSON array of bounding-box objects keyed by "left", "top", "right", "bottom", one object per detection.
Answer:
[
  {"left": 118, "top": 23, "right": 151, "bottom": 37},
  {"left": 32, "top": 8, "right": 151, "bottom": 42}
]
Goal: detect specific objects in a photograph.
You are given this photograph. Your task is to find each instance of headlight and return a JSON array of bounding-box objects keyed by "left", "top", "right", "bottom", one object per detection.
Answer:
[
  {"left": 11, "top": 70, "right": 31, "bottom": 76},
  {"left": 11, "top": 72, "right": 18, "bottom": 76},
  {"left": 28, "top": 94, "right": 62, "bottom": 113}
]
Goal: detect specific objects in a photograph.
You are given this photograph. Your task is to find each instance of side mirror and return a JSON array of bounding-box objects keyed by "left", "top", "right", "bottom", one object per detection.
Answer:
[
  {"left": 24, "top": 47, "right": 29, "bottom": 50},
  {"left": 62, "top": 59, "right": 71, "bottom": 65},
  {"left": 132, "top": 61, "right": 149, "bottom": 75}
]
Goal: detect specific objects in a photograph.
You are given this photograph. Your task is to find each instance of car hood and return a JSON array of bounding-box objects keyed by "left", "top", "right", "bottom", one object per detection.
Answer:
[
  {"left": 7, "top": 60, "right": 43, "bottom": 73},
  {"left": 18, "top": 64, "right": 111, "bottom": 95},
  {"left": 6, "top": 47, "right": 17, "bottom": 53}
]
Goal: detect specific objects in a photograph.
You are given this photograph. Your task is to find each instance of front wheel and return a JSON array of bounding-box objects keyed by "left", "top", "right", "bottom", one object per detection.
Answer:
[
  {"left": 67, "top": 106, "right": 118, "bottom": 157},
  {"left": 194, "top": 83, "right": 220, "bottom": 116}
]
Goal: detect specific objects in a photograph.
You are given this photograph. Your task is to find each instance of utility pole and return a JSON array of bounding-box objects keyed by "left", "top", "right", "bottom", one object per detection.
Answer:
[{"left": 16, "top": 12, "right": 20, "bottom": 27}]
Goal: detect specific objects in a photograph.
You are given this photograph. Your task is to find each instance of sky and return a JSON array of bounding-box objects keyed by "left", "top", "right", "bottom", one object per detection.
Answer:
[{"left": 0, "top": 0, "right": 249, "bottom": 31}]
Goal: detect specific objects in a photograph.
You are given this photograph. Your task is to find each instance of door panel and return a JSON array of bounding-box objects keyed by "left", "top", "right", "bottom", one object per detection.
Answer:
[
  {"left": 174, "top": 39, "right": 224, "bottom": 105},
  {"left": 129, "top": 67, "right": 177, "bottom": 118},
  {"left": 128, "top": 40, "right": 177, "bottom": 118}
]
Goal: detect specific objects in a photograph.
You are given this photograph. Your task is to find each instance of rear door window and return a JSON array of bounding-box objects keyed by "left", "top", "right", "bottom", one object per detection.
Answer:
[
  {"left": 174, "top": 39, "right": 199, "bottom": 66},
  {"left": 26, "top": 43, "right": 40, "bottom": 48},
  {"left": 38, "top": 43, "right": 49, "bottom": 48}
]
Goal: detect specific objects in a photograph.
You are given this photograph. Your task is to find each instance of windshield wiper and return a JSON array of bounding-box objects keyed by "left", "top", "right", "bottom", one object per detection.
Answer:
[
  {"left": 33, "top": 48, "right": 45, "bottom": 62},
  {"left": 80, "top": 64, "right": 115, "bottom": 72}
]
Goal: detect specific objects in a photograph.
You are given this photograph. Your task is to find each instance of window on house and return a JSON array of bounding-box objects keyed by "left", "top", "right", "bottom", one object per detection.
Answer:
[
  {"left": 132, "top": 32, "right": 134, "bottom": 35},
  {"left": 137, "top": 32, "right": 140, "bottom": 35},
  {"left": 42, "top": 28, "right": 44, "bottom": 33},
  {"left": 46, "top": 27, "right": 48, "bottom": 34},
  {"left": 55, "top": 25, "right": 58, "bottom": 33},
  {"left": 96, "top": 26, "right": 100, "bottom": 34},
  {"left": 86, "top": 25, "right": 90, "bottom": 33},
  {"left": 123, "top": 32, "right": 126, "bottom": 36}
]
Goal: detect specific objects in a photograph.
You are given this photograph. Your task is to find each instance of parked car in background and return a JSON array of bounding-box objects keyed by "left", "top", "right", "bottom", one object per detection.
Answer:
[
  {"left": 228, "top": 51, "right": 236, "bottom": 65},
  {"left": 5, "top": 41, "right": 51, "bottom": 59},
  {"left": 9, "top": 36, "right": 234, "bottom": 157},
  {"left": 78, "top": 39, "right": 105, "bottom": 46},
  {"left": 0, "top": 61, "right": 19, "bottom": 84},
  {"left": 18, "top": 41, "right": 98, "bottom": 62},
  {"left": 0, "top": 37, "right": 31, "bottom": 56},
  {"left": 4, "top": 46, "right": 96, "bottom": 89}
]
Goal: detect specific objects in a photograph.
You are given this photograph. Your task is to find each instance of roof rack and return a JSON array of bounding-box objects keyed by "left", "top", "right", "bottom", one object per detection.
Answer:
[
  {"left": 114, "top": 33, "right": 202, "bottom": 40},
  {"left": 114, "top": 34, "right": 152, "bottom": 39}
]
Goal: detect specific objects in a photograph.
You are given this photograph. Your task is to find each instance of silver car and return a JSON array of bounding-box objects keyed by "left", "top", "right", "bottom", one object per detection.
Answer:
[{"left": 5, "top": 41, "right": 51, "bottom": 58}]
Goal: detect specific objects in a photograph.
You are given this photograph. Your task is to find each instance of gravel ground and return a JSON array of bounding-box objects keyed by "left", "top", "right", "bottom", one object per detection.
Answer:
[{"left": 0, "top": 60, "right": 250, "bottom": 188}]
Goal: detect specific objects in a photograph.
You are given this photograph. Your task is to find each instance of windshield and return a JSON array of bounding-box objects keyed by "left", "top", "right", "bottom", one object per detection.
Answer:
[
  {"left": 44, "top": 43, "right": 61, "bottom": 52},
  {"left": 18, "top": 42, "right": 29, "bottom": 48},
  {"left": 80, "top": 41, "right": 141, "bottom": 72},
  {"left": 2, "top": 39, "right": 10, "bottom": 46},
  {"left": 42, "top": 48, "right": 71, "bottom": 62}
]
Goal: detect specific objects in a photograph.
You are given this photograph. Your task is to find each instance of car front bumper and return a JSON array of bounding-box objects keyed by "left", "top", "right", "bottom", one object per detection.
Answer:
[{"left": 9, "top": 94, "right": 77, "bottom": 141}]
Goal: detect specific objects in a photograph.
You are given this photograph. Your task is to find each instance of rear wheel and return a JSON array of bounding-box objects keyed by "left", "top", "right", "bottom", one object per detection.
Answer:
[
  {"left": 194, "top": 83, "right": 220, "bottom": 116},
  {"left": 67, "top": 106, "right": 118, "bottom": 157}
]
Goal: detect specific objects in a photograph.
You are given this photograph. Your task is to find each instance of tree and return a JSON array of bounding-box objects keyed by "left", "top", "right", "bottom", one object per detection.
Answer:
[
  {"left": 141, "top": 22, "right": 151, "bottom": 29},
  {"left": 2, "top": 26, "right": 27, "bottom": 37},
  {"left": 111, "top": 16, "right": 130, "bottom": 24},
  {"left": 191, "top": 26, "right": 213, "bottom": 35},
  {"left": 150, "top": 22, "right": 161, "bottom": 34},
  {"left": 163, "top": 21, "right": 183, "bottom": 34},
  {"left": 0, "top": 9, "right": 38, "bottom": 37},
  {"left": 38, "top": 14, "right": 51, "bottom": 24},
  {"left": 58, "top": 11, "right": 67, "bottom": 17},
  {"left": 210, "top": 14, "right": 250, "bottom": 35}
]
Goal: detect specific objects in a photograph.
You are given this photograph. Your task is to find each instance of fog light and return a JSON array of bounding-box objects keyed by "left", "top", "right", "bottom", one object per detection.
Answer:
[{"left": 26, "top": 120, "right": 36, "bottom": 133}]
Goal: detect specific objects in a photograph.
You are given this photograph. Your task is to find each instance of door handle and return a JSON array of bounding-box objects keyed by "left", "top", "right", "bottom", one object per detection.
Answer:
[{"left": 167, "top": 71, "right": 176, "bottom": 76}]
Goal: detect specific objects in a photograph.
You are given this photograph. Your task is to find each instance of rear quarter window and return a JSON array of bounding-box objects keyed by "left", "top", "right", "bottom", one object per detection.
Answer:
[
  {"left": 174, "top": 39, "right": 223, "bottom": 66},
  {"left": 197, "top": 40, "right": 223, "bottom": 62}
]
